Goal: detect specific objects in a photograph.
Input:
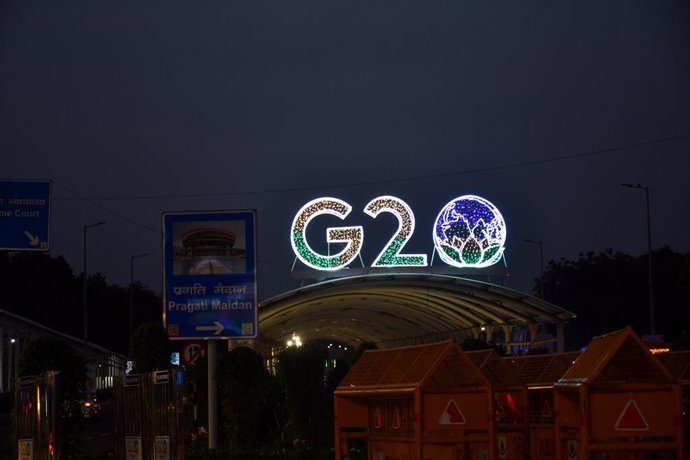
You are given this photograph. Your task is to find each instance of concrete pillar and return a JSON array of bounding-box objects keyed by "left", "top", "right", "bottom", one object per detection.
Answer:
[
  {"left": 557, "top": 321, "right": 565, "bottom": 353},
  {"left": 484, "top": 325, "right": 494, "bottom": 344},
  {"left": 502, "top": 325, "right": 513, "bottom": 355},
  {"left": 528, "top": 323, "right": 538, "bottom": 353}
]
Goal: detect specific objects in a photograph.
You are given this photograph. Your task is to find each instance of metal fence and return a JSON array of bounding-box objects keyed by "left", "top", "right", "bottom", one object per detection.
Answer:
[
  {"left": 114, "top": 369, "right": 184, "bottom": 460},
  {"left": 13, "top": 371, "right": 61, "bottom": 460}
]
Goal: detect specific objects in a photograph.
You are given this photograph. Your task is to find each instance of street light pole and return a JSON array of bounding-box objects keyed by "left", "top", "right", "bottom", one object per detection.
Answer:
[
  {"left": 621, "top": 183, "right": 655, "bottom": 335},
  {"left": 524, "top": 239, "right": 544, "bottom": 299},
  {"left": 83, "top": 221, "right": 106, "bottom": 344},
  {"left": 129, "top": 253, "right": 149, "bottom": 342}
]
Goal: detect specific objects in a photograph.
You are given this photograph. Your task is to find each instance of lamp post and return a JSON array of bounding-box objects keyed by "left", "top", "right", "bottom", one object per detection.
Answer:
[
  {"left": 524, "top": 239, "right": 544, "bottom": 299},
  {"left": 621, "top": 183, "right": 655, "bottom": 335},
  {"left": 129, "top": 253, "right": 148, "bottom": 342},
  {"left": 83, "top": 221, "right": 106, "bottom": 344}
]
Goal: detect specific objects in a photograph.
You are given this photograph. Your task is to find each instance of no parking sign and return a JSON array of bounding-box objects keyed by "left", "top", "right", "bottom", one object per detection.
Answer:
[{"left": 181, "top": 342, "right": 206, "bottom": 367}]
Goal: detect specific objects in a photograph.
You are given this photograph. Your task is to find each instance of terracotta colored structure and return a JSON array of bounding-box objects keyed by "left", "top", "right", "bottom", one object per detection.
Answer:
[
  {"left": 507, "top": 351, "right": 580, "bottom": 459},
  {"left": 554, "top": 327, "right": 685, "bottom": 460},
  {"left": 657, "top": 350, "right": 690, "bottom": 460},
  {"left": 334, "top": 340, "right": 528, "bottom": 460}
]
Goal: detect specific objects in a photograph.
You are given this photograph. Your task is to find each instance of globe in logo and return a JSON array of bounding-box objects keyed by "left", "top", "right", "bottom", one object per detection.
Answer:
[{"left": 433, "top": 195, "right": 506, "bottom": 268}]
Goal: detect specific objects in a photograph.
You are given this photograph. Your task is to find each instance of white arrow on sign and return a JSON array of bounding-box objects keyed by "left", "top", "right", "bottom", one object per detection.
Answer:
[
  {"left": 195, "top": 321, "right": 225, "bottom": 335},
  {"left": 24, "top": 230, "right": 39, "bottom": 246}
]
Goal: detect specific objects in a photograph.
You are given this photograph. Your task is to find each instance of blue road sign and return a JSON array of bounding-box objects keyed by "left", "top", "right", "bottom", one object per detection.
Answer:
[
  {"left": 0, "top": 180, "right": 51, "bottom": 251},
  {"left": 163, "top": 210, "right": 257, "bottom": 340}
]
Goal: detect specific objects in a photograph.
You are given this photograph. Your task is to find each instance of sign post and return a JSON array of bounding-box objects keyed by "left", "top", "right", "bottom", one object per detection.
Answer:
[
  {"left": 0, "top": 180, "right": 51, "bottom": 251},
  {"left": 162, "top": 210, "right": 257, "bottom": 451}
]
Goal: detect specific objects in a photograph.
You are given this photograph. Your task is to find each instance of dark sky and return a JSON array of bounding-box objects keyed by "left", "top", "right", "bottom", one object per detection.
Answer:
[{"left": 2, "top": 0, "right": 689, "bottom": 301}]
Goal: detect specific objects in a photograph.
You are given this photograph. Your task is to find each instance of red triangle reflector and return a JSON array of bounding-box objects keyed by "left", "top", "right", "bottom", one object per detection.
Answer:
[
  {"left": 439, "top": 399, "right": 466, "bottom": 425},
  {"left": 374, "top": 407, "right": 382, "bottom": 429},
  {"left": 542, "top": 399, "right": 552, "bottom": 418},
  {"left": 615, "top": 400, "right": 648, "bottom": 431},
  {"left": 392, "top": 406, "right": 401, "bottom": 429}
]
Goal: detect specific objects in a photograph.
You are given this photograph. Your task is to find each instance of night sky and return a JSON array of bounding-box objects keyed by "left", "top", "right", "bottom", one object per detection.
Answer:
[{"left": 2, "top": 0, "right": 689, "bottom": 302}]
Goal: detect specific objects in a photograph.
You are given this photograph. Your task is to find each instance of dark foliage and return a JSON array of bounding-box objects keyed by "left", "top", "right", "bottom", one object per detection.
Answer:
[
  {"left": 0, "top": 252, "right": 161, "bottom": 354},
  {"left": 538, "top": 247, "right": 690, "bottom": 349},
  {"left": 216, "top": 346, "right": 280, "bottom": 452},
  {"left": 128, "top": 321, "right": 172, "bottom": 372},
  {"left": 275, "top": 343, "right": 330, "bottom": 449},
  {"left": 18, "top": 335, "right": 86, "bottom": 399}
]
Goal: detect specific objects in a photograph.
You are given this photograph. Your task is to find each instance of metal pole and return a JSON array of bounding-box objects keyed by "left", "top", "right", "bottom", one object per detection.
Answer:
[
  {"left": 207, "top": 340, "right": 218, "bottom": 450},
  {"left": 129, "top": 256, "right": 134, "bottom": 342},
  {"left": 83, "top": 221, "right": 105, "bottom": 344},
  {"left": 644, "top": 187, "right": 655, "bottom": 335},
  {"left": 129, "top": 253, "right": 148, "bottom": 342},
  {"left": 83, "top": 226, "right": 87, "bottom": 343}
]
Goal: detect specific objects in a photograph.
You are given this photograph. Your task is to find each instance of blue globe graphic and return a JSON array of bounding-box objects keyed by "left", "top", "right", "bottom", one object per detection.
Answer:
[{"left": 433, "top": 195, "right": 506, "bottom": 268}]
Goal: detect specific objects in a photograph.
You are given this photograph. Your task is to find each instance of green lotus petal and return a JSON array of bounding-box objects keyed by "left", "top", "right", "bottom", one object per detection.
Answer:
[
  {"left": 481, "top": 245, "right": 501, "bottom": 262},
  {"left": 461, "top": 238, "right": 482, "bottom": 265},
  {"left": 440, "top": 244, "right": 461, "bottom": 262}
]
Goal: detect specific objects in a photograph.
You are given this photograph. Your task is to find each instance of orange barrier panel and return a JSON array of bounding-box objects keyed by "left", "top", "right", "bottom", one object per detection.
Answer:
[
  {"left": 656, "top": 350, "right": 690, "bottom": 460},
  {"left": 554, "top": 327, "right": 685, "bottom": 460},
  {"left": 335, "top": 328, "right": 684, "bottom": 459},
  {"left": 334, "top": 340, "right": 528, "bottom": 460},
  {"left": 507, "top": 352, "right": 580, "bottom": 460}
]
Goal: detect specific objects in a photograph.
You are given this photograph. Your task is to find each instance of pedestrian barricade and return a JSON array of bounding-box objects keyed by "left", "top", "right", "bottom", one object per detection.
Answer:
[
  {"left": 554, "top": 327, "right": 685, "bottom": 460},
  {"left": 13, "top": 371, "right": 61, "bottom": 460},
  {"left": 467, "top": 349, "right": 529, "bottom": 460},
  {"left": 506, "top": 351, "right": 580, "bottom": 460},
  {"left": 334, "top": 340, "right": 528, "bottom": 460},
  {"left": 657, "top": 350, "right": 690, "bottom": 460},
  {"left": 114, "top": 369, "right": 184, "bottom": 460}
]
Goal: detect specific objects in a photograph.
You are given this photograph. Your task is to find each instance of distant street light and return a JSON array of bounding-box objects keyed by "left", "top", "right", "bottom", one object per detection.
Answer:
[
  {"left": 83, "top": 221, "right": 106, "bottom": 344},
  {"left": 130, "top": 253, "right": 149, "bottom": 343},
  {"left": 287, "top": 333, "right": 302, "bottom": 348},
  {"left": 523, "top": 239, "right": 544, "bottom": 299},
  {"left": 621, "top": 183, "right": 655, "bottom": 335}
]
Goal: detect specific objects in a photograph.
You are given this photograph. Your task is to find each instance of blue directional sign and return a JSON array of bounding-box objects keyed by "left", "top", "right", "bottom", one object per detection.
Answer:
[
  {"left": 0, "top": 180, "right": 51, "bottom": 251},
  {"left": 162, "top": 210, "right": 257, "bottom": 340}
]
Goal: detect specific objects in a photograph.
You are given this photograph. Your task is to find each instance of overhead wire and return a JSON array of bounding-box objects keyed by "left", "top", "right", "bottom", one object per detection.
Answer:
[
  {"left": 48, "top": 132, "right": 690, "bottom": 271},
  {"left": 54, "top": 132, "right": 690, "bottom": 202}
]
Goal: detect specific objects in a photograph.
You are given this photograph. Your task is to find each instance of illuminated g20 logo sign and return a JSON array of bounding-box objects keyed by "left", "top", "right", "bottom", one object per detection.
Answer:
[{"left": 290, "top": 195, "right": 506, "bottom": 271}]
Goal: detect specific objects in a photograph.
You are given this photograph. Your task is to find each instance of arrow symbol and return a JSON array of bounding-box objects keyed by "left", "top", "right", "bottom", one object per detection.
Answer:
[
  {"left": 24, "top": 231, "right": 39, "bottom": 246},
  {"left": 195, "top": 321, "right": 225, "bottom": 335}
]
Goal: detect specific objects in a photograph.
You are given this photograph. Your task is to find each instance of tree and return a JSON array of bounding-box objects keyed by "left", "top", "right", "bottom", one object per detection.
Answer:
[
  {"left": 18, "top": 335, "right": 87, "bottom": 399},
  {"left": 0, "top": 252, "right": 161, "bottom": 354},
  {"left": 0, "top": 252, "right": 80, "bottom": 337},
  {"left": 128, "top": 321, "right": 171, "bottom": 373},
  {"left": 540, "top": 247, "right": 690, "bottom": 349},
  {"left": 216, "top": 346, "right": 278, "bottom": 452},
  {"left": 276, "top": 342, "right": 329, "bottom": 449}
]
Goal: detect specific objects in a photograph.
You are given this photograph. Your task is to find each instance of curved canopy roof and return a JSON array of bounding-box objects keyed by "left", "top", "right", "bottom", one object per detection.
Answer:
[{"left": 258, "top": 273, "right": 576, "bottom": 348}]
